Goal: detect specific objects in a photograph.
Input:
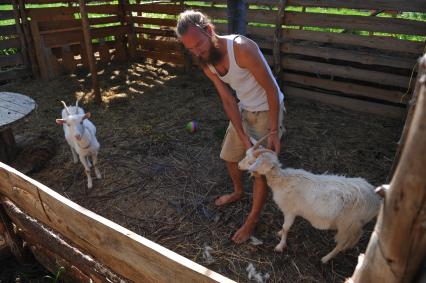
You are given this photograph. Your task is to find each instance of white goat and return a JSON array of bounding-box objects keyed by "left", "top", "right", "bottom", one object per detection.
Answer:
[
  {"left": 56, "top": 100, "right": 101, "bottom": 189},
  {"left": 238, "top": 135, "right": 381, "bottom": 263}
]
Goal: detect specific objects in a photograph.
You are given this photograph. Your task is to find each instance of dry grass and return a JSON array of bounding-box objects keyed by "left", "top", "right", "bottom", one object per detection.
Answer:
[{"left": 0, "top": 60, "right": 403, "bottom": 282}]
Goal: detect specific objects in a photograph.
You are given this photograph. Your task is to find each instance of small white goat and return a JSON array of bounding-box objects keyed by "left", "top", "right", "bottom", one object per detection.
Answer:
[
  {"left": 56, "top": 100, "right": 101, "bottom": 189},
  {"left": 238, "top": 135, "right": 381, "bottom": 263}
]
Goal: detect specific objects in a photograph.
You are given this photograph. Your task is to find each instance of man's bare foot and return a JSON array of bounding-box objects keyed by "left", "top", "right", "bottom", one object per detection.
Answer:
[
  {"left": 232, "top": 220, "right": 257, "bottom": 244},
  {"left": 214, "top": 192, "right": 242, "bottom": 206}
]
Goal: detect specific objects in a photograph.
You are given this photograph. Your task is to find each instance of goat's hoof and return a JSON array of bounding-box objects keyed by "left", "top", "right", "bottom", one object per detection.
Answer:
[
  {"left": 274, "top": 245, "right": 285, "bottom": 252},
  {"left": 321, "top": 257, "right": 329, "bottom": 264},
  {"left": 95, "top": 169, "right": 102, "bottom": 179}
]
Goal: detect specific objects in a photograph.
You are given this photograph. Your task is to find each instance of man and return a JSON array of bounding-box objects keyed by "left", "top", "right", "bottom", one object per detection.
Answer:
[{"left": 176, "top": 10, "right": 285, "bottom": 243}]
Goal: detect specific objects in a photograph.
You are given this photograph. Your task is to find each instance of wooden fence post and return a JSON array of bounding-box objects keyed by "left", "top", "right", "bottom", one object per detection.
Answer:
[
  {"left": 78, "top": 0, "right": 102, "bottom": 105},
  {"left": 349, "top": 55, "right": 426, "bottom": 283},
  {"left": 273, "top": 0, "right": 286, "bottom": 86},
  {"left": 386, "top": 60, "right": 423, "bottom": 182}
]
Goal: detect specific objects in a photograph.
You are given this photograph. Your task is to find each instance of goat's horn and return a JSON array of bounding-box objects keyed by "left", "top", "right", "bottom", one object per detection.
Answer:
[
  {"left": 75, "top": 99, "right": 79, "bottom": 109},
  {"left": 60, "top": 101, "right": 70, "bottom": 115},
  {"left": 252, "top": 133, "right": 271, "bottom": 150},
  {"left": 253, "top": 148, "right": 274, "bottom": 158}
]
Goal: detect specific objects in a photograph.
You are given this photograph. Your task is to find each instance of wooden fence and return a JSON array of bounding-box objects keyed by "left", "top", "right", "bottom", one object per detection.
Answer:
[
  {"left": 1, "top": 0, "right": 425, "bottom": 116},
  {"left": 0, "top": 161, "right": 235, "bottom": 282}
]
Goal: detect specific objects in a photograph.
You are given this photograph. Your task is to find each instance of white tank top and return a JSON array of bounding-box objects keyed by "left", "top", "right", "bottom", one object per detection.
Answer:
[{"left": 208, "top": 35, "right": 284, "bottom": 112}]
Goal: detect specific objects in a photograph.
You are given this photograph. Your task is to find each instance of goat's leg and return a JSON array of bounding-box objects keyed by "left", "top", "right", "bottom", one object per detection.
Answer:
[
  {"left": 275, "top": 213, "right": 295, "bottom": 252},
  {"left": 321, "top": 227, "right": 350, "bottom": 263},
  {"left": 92, "top": 152, "right": 102, "bottom": 179},
  {"left": 79, "top": 154, "right": 93, "bottom": 189},
  {"left": 70, "top": 146, "right": 78, "bottom": 164}
]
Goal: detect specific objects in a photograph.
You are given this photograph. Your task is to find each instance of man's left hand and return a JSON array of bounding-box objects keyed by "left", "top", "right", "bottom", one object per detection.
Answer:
[{"left": 267, "top": 132, "right": 280, "bottom": 154}]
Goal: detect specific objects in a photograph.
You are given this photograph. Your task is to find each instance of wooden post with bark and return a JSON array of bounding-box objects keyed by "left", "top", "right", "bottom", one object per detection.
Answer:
[
  {"left": 78, "top": 0, "right": 102, "bottom": 105},
  {"left": 349, "top": 55, "right": 426, "bottom": 283},
  {"left": 386, "top": 59, "right": 423, "bottom": 183},
  {"left": 273, "top": 0, "right": 286, "bottom": 86}
]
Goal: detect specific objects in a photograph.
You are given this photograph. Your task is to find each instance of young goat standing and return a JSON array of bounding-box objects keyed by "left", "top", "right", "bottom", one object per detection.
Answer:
[
  {"left": 56, "top": 101, "right": 101, "bottom": 189},
  {"left": 238, "top": 135, "right": 382, "bottom": 263}
]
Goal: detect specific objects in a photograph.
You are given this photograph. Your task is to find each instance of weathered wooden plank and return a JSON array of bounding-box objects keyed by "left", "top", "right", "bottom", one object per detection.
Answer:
[
  {"left": 91, "top": 25, "right": 130, "bottom": 39},
  {"left": 86, "top": 4, "right": 120, "bottom": 15},
  {"left": 285, "top": 86, "right": 404, "bottom": 118},
  {"left": 30, "top": 20, "right": 49, "bottom": 80},
  {"left": 0, "top": 25, "right": 17, "bottom": 37},
  {"left": 124, "top": 3, "right": 181, "bottom": 15},
  {"left": 282, "top": 57, "right": 411, "bottom": 88},
  {"left": 0, "top": 163, "right": 235, "bottom": 283},
  {"left": 0, "top": 54, "right": 23, "bottom": 68},
  {"left": 213, "top": 0, "right": 426, "bottom": 12},
  {"left": 0, "top": 38, "right": 20, "bottom": 49},
  {"left": 131, "top": 16, "right": 176, "bottom": 27},
  {"left": 0, "top": 10, "right": 14, "bottom": 20},
  {"left": 61, "top": 45, "right": 77, "bottom": 73},
  {"left": 90, "top": 16, "right": 121, "bottom": 26},
  {"left": 37, "top": 19, "right": 79, "bottom": 32},
  {"left": 289, "top": 0, "right": 426, "bottom": 13},
  {"left": 24, "top": 0, "right": 73, "bottom": 4},
  {"left": 138, "top": 49, "right": 185, "bottom": 65},
  {"left": 26, "top": 7, "right": 78, "bottom": 21},
  {"left": 43, "top": 30, "right": 83, "bottom": 48},
  {"left": 0, "top": 67, "right": 31, "bottom": 82},
  {"left": 134, "top": 26, "right": 176, "bottom": 37},
  {"left": 2, "top": 198, "right": 126, "bottom": 282},
  {"left": 137, "top": 38, "right": 181, "bottom": 52},
  {"left": 37, "top": 17, "right": 121, "bottom": 32},
  {"left": 285, "top": 12, "right": 426, "bottom": 36},
  {"left": 281, "top": 42, "right": 417, "bottom": 69},
  {"left": 78, "top": 0, "right": 101, "bottom": 104},
  {"left": 281, "top": 29, "right": 425, "bottom": 55},
  {"left": 243, "top": 25, "right": 424, "bottom": 56},
  {"left": 282, "top": 72, "right": 407, "bottom": 104}
]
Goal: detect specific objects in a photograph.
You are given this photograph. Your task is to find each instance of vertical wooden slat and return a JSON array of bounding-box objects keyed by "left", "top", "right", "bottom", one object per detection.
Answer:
[
  {"left": 78, "top": 0, "right": 102, "bottom": 104},
  {"left": 18, "top": 0, "right": 38, "bottom": 78},
  {"left": 273, "top": 0, "right": 286, "bottom": 83},
  {"left": 30, "top": 20, "right": 49, "bottom": 80},
  {"left": 11, "top": 0, "right": 28, "bottom": 67},
  {"left": 119, "top": 0, "right": 136, "bottom": 58}
]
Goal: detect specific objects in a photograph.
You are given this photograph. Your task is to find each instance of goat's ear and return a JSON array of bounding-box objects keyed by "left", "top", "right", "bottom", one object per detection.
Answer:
[
  {"left": 56, "top": 119, "right": 65, "bottom": 125},
  {"left": 248, "top": 156, "right": 273, "bottom": 174},
  {"left": 83, "top": 112, "right": 91, "bottom": 120}
]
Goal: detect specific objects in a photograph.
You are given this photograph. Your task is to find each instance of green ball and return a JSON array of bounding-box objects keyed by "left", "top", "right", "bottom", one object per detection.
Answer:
[{"left": 186, "top": 121, "right": 197, "bottom": 133}]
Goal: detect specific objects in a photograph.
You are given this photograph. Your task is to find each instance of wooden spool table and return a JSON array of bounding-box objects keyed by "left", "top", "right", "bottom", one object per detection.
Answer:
[{"left": 0, "top": 92, "right": 36, "bottom": 163}]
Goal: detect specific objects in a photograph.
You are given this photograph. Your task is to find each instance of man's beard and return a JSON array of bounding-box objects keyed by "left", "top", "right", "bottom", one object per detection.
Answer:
[{"left": 197, "top": 38, "right": 223, "bottom": 67}]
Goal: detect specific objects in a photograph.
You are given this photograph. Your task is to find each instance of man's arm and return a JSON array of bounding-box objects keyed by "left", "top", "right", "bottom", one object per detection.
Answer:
[
  {"left": 202, "top": 66, "right": 252, "bottom": 150},
  {"left": 234, "top": 37, "right": 281, "bottom": 153}
]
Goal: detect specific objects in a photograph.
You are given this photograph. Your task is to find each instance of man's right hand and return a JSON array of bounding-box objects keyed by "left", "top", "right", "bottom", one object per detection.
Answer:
[{"left": 242, "top": 135, "right": 252, "bottom": 150}]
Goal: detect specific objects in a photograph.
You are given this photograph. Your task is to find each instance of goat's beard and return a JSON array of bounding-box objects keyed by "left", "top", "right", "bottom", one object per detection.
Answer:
[{"left": 197, "top": 37, "right": 223, "bottom": 67}]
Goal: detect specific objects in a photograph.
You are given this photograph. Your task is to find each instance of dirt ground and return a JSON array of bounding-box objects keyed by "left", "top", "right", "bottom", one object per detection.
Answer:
[{"left": 0, "top": 60, "right": 403, "bottom": 282}]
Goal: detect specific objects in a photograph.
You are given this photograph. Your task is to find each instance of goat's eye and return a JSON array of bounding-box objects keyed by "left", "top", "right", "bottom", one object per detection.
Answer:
[{"left": 80, "top": 121, "right": 83, "bottom": 125}]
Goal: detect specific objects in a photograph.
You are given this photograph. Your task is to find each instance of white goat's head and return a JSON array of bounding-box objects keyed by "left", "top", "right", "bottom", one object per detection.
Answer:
[
  {"left": 56, "top": 101, "right": 91, "bottom": 141},
  {"left": 238, "top": 133, "right": 280, "bottom": 175}
]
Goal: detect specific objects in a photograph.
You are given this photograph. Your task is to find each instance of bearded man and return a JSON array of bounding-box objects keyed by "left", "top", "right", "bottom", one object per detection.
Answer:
[{"left": 176, "top": 10, "right": 285, "bottom": 243}]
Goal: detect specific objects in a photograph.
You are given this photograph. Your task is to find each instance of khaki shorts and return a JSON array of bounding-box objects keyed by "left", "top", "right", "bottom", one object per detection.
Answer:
[{"left": 220, "top": 102, "right": 285, "bottom": 162}]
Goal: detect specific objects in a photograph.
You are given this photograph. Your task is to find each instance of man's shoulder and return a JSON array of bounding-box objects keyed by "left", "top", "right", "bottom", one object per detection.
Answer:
[{"left": 233, "top": 35, "right": 260, "bottom": 67}]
